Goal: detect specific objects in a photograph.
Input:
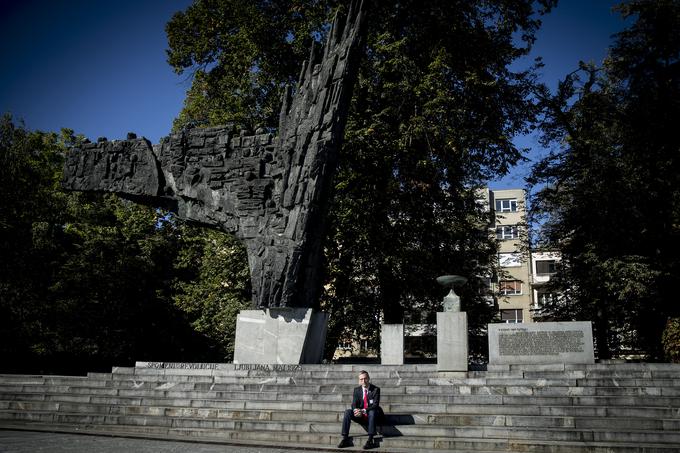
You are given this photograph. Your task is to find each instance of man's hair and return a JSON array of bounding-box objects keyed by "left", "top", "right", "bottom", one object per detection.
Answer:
[{"left": 359, "top": 370, "right": 369, "bottom": 378}]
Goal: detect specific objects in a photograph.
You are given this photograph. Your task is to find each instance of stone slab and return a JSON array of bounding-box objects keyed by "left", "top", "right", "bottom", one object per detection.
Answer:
[
  {"left": 437, "top": 312, "right": 468, "bottom": 371},
  {"left": 233, "top": 308, "right": 328, "bottom": 364},
  {"left": 488, "top": 321, "right": 594, "bottom": 365},
  {"left": 381, "top": 324, "right": 404, "bottom": 365},
  {"left": 0, "top": 429, "right": 298, "bottom": 453}
]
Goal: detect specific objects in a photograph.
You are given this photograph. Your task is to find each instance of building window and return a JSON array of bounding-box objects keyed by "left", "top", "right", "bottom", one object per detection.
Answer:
[
  {"left": 495, "top": 199, "right": 517, "bottom": 212},
  {"left": 360, "top": 340, "right": 369, "bottom": 353},
  {"left": 536, "top": 291, "right": 557, "bottom": 307},
  {"left": 499, "top": 253, "right": 522, "bottom": 267},
  {"left": 501, "top": 309, "right": 523, "bottom": 323},
  {"left": 338, "top": 341, "right": 353, "bottom": 351},
  {"left": 499, "top": 280, "right": 522, "bottom": 295},
  {"left": 535, "top": 260, "right": 557, "bottom": 275},
  {"left": 496, "top": 225, "right": 518, "bottom": 240}
]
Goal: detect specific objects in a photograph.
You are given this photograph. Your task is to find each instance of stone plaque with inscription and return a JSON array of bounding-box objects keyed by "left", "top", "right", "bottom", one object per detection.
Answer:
[
  {"left": 135, "top": 361, "right": 303, "bottom": 374},
  {"left": 488, "top": 321, "right": 594, "bottom": 365}
]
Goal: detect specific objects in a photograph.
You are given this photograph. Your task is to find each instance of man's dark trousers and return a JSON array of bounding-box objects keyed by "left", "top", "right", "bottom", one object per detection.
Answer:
[{"left": 341, "top": 408, "right": 382, "bottom": 437}]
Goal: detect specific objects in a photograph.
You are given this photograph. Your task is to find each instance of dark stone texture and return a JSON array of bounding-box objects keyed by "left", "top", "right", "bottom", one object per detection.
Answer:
[{"left": 63, "top": 4, "right": 365, "bottom": 310}]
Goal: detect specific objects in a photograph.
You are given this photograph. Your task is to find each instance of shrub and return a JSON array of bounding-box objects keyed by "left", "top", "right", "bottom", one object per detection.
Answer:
[{"left": 662, "top": 318, "right": 680, "bottom": 363}]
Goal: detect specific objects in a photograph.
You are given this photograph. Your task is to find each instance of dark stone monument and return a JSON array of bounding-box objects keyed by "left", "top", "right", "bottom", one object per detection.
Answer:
[{"left": 62, "top": 4, "right": 365, "bottom": 363}]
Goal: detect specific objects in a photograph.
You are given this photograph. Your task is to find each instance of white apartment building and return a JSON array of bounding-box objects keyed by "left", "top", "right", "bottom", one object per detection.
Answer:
[
  {"left": 481, "top": 188, "right": 561, "bottom": 323},
  {"left": 481, "top": 188, "right": 533, "bottom": 323}
]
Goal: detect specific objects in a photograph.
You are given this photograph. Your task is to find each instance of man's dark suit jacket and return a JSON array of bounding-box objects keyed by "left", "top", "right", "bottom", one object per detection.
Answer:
[{"left": 351, "top": 384, "right": 381, "bottom": 412}]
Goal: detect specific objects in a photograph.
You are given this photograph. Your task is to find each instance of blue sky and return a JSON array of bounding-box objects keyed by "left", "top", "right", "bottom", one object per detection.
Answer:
[
  {"left": 0, "top": 0, "right": 192, "bottom": 143},
  {"left": 493, "top": 0, "right": 629, "bottom": 188},
  {"left": 0, "top": 0, "right": 628, "bottom": 189}
]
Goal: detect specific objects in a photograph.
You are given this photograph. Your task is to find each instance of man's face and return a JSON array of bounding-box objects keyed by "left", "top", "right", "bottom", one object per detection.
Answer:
[{"left": 358, "top": 373, "right": 369, "bottom": 388}]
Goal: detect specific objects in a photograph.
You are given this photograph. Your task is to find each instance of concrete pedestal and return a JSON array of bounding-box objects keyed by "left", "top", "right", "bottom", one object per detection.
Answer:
[
  {"left": 233, "top": 308, "right": 328, "bottom": 364},
  {"left": 381, "top": 324, "right": 404, "bottom": 365},
  {"left": 437, "top": 312, "right": 468, "bottom": 371}
]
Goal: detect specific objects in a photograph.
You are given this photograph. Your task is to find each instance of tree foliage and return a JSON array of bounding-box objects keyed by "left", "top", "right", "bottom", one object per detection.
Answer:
[
  {"left": 166, "top": 0, "right": 555, "bottom": 359},
  {"left": 662, "top": 318, "right": 680, "bottom": 363},
  {"left": 166, "top": 0, "right": 330, "bottom": 130},
  {"left": 0, "top": 115, "right": 242, "bottom": 373},
  {"left": 321, "top": 0, "right": 555, "bottom": 357},
  {"left": 173, "top": 227, "right": 251, "bottom": 359},
  {"left": 0, "top": 115, "right": 70, "bottom": 371},
  {"left": 528, "top": 0, "right": 680, "bottom": 360}
]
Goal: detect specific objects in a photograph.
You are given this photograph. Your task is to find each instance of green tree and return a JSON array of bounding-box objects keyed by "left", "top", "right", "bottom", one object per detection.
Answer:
[
  {"left": 0, "top": 116, "right": 218, "bottom": 373},
  {"left": 321, "top": 1, "right": 554, "bottom": 358},
  {"left": 528, "top": 0, "right": 680, "bottom": 359},
  {"left": 166, "top": 0, "right": 330, "bottom": 130},
  {"left": 166, "top": 0, "right": 555, "bottom": 359},
  {"left": 173, "top": 227, "right": 251, "bottom": 360},
  {"left": 0, "top": 114, "right": 68, "bottom": 371},
  {"left": 52, "top": 194, "right": 216, "bottom": 370}
]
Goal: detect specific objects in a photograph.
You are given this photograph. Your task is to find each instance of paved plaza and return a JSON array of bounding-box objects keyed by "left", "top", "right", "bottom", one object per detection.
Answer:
[{"left": 0, "top": 430, "right": 326, "bottom": 453}]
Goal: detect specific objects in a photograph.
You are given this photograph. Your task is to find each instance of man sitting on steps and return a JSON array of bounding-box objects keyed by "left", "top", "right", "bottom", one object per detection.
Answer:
[{"left": 338, "top": 370, "right": 384, "bottom": 450}]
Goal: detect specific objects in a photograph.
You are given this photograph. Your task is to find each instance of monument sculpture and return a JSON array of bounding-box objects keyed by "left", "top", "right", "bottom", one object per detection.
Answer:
[
  {"left": 63, "top": 4, "right": 364, "bottom": 310},
  {"left": 436, "top": 274, "right": 469, "bottom": 371},
  {"left": 436, "top": 274, "right": 467, "bottom": 312},
  {"left": 62, "top": 3, "right": 365, "bottom": 363}
]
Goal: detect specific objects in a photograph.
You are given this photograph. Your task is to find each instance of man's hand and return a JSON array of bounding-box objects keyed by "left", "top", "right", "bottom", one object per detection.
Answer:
[{"left": 353, "top": 409, "right": 362, "bottom": 417}]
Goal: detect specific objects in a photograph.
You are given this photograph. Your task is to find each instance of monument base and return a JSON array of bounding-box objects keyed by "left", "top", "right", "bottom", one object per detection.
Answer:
[
  {"left": 437, "top": 312, "right": 468, "bottom": 371},
  {"left": 233, "top": 308, "right": 328, "bottom": 364},
  {"left": 381, "top": 324, "right": 404, "bottom": 365}
]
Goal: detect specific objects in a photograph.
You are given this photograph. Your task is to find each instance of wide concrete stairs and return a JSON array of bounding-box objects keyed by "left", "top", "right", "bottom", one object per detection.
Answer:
[{"left": 0, "top": 362, "right": 679, "bottom": 452}]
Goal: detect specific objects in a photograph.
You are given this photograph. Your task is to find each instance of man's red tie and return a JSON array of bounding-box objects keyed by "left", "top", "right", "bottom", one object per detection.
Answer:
[{"left": 362, "top": 388, "right": 368, "bottom": 420}]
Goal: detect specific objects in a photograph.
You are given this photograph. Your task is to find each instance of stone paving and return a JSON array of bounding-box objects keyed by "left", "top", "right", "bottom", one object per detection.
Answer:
[{"left": 0, "top": 430, "right": 310, "bottom": 453}]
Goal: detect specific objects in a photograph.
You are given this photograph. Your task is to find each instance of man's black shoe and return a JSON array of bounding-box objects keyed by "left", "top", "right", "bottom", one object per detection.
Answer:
[
  {"left": 362, "top": 438, "right": 376, "bottom": 450},
  {"left": 337, "top": 437, "right": 351, "bottom": 448}
]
